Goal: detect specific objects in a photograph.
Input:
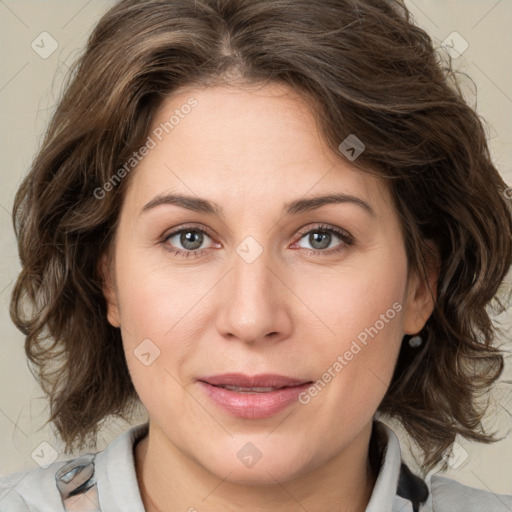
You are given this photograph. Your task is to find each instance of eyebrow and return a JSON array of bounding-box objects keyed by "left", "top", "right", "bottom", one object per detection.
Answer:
[{"left": 141, "top": 192, "right": 375, "bottom": 217}]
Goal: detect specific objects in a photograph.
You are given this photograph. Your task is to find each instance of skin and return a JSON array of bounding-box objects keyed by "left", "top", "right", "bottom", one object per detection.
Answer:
[{"left": 102, "top": 82, "right": 436, "bottom": 512}]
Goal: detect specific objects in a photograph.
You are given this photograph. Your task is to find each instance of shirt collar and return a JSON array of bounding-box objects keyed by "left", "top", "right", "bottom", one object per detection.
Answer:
[
  {"left": 93, "top": 419, "right": 428, "bottom": 512},
  {"left": 366, "top": 419, "right": 429, "bottom": 512}
]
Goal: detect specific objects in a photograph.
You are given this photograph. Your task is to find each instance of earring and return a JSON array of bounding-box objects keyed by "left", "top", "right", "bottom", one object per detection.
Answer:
[{"left": 408, "top": 335, "right": 423, "bottom": 348}]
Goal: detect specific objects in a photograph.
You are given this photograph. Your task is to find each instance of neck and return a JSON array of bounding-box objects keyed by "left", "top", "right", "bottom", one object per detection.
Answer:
[{"left": 135, "top": 421, "right": 378, "bottom": 512}]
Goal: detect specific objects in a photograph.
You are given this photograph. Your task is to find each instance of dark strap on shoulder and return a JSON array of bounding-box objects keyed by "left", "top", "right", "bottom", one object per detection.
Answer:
[
  {"left": 397, "top": 462, "right": 429, "bottom": 512},
  {"left": 369, "top": 420, "right": 429, "bottom": 511}
]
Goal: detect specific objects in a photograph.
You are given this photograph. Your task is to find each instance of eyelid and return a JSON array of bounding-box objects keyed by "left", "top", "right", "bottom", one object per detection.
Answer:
[
  {"left": 295, "top": 223, "right": 353, "bottom": 242},
  {"left": 161, "top": 223, "right": 216, "bottom": 242}
]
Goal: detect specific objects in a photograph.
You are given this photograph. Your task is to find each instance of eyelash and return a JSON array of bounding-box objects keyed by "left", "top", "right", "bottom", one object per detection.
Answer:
[{"left": 161, "top": 224, "right": 354, "bottom": 258}]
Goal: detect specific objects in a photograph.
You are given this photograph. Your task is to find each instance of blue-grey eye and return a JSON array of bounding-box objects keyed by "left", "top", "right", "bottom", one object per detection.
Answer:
[{"left": 165, "top": 229, "right": 212, "bottom": 251}]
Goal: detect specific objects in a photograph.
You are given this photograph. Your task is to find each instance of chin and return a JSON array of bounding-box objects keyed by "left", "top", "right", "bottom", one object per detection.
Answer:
[
  {"left": 197, "top": 444, "right": 312, "bottom": 486},
  {"left": 212, "top": 464, "right": 300, "bottom": 487}
]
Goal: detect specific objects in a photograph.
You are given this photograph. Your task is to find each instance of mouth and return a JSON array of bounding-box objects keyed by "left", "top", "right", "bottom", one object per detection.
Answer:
[
  {"left": 198, "top": 373, "right": 311, "bottom": 388},
  {"left": 197, "top": 373, "right": 314, "bottom": 419},
  {"left": 198, "top": 372, "right": 312, "bottom": 389},
  {"left": 207, "top": 384, "right": 296, "bottom": 393}
]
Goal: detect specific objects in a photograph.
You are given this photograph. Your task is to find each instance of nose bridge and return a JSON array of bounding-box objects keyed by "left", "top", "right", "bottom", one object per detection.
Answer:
[{"left": 215, "top": 237, "right": 292, "bottom": 343}]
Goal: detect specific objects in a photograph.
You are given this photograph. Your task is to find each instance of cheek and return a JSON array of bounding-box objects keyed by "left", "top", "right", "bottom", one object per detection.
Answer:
[
  {"left": 116, "top": 269, "right": 200, "bottom": 423},
  {"left": 113, "top": 250, "right": 208, "bottom": 393},
  {"left": 115, "top": 247, "right": 210, "bottom": 341},
  {"left": 295, "top": 246, "right": 407, "bottom": 344},
  {"left": 293, "top": 250, "right": 407, "bottom": 411}
]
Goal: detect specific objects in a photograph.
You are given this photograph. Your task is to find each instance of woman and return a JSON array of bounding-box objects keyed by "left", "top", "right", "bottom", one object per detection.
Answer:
[{"left": 1, "top": 0, "right": 511, "bottom": 511}]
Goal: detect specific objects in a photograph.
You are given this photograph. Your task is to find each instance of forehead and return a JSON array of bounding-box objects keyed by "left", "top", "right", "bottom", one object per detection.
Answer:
[{"left": 125, "top": 83, "right": 392, "bottom": 214}]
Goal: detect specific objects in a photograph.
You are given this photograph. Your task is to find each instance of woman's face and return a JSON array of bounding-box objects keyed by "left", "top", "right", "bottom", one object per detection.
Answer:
[{"left": 104, "top": 82, "right": 432, "bottom": 484}]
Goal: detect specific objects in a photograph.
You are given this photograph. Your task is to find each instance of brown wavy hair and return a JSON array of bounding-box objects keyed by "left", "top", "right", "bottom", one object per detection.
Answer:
[{"left": 10, "top": 0, "right": 512, "bottom": 473}]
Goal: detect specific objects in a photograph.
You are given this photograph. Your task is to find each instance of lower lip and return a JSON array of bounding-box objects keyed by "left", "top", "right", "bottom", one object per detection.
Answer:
[{"left": 198, "top": 381, "right": 312, "bottom": 419}]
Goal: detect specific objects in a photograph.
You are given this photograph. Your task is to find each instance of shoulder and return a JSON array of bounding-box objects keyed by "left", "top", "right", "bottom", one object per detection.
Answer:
[
  {"left": 374, "top": 419, "right": 511, "bottom": 512},
  {"left": 0, "top": 459, "right": 70, "bottom": 512},
  {"left": 421, "top": 473, "right": 512, "bottom": 512},
  {"left": 0, "top": 423, "right": 148, "bottom": 512},
  {"left": 0, "top": 452, "right": 101, "bottom": 512}
]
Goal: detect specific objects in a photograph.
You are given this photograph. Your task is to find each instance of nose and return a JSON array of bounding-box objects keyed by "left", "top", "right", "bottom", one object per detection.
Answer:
[{"left": 215, "top": 245, "right": 293, "bottom": 346}]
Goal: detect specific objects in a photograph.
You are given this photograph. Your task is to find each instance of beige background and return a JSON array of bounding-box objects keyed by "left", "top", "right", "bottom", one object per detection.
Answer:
[{"left": 1, "top": 0, "right": 511, "bottom": 496}]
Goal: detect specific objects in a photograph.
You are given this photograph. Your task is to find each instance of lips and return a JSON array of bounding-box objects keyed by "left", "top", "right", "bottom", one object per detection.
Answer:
[{"left": 197, "top": 373, "right": 314, "bottom": 419}]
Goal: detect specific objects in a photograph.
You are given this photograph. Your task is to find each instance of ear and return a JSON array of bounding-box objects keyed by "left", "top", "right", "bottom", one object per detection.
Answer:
[
  {"left": 98, "top": 252, "right": 121, "bottom": 328},
  {"left": 402, "top": 241, "right": 439, "bottom": 335}
]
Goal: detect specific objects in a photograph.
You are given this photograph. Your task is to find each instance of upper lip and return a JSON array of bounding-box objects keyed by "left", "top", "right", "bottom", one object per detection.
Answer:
[{"left": 199, "top": 373, "right": 312, "bottom": 388}]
